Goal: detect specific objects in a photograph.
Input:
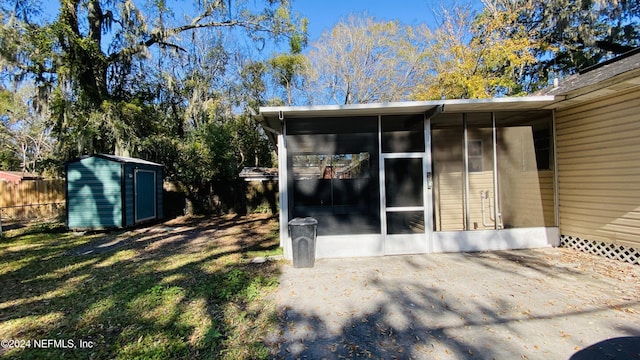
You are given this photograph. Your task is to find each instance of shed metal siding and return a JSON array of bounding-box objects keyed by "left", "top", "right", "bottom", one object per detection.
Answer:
[
  {"left": 124, "top": 163, "right": 163, "bottom": 225},
  {"left": 556, "top": 88, "right": 640, "bottom": 249},
  {"left": 124, "top": 164, "right": 135, "bottom": 226},
  {"left": 156, "top": 168, "right": 164, "bottom": 219},
  {"left": 67, "top": 157, "right": 123, "bottom": 229}
]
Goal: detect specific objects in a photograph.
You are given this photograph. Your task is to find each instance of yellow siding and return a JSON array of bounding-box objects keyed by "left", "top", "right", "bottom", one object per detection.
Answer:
[
  {"left": 433, "top": 126, "right": 497, "bottom": 231},
  {"left": 499, "top": 171, "right": 555, "bottom": 227},
  {"left": 468, "top": 172, "right": 496, "bottom": 230},
  {"left": 432, "top": 128, "right": 465, "bottom": 231},
  {"left": 434, "top": 172, "right": 464, "bottom": 231},
  {"left": 433, "top": 171, "right": 495, "bottom": 231},
  {"left": 433, "top": 124, "right": 554, "bottom": 230},
  {"left": 497, "top": 126, "right": 555, "bottom": 227},
  {"left": 556, "top": 88, "right": 640, "bottom": 248}
]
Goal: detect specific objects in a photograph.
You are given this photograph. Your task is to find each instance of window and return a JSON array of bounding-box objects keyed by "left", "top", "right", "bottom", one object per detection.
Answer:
[
  {"left": 432, "top": 111, "right": 556, "bottom": 231},
  {"left": 496, "top": 112, "right": 556, "bottom": 227},
  {"left": 533, "top": 128, "right": 551, "bottom": 170},
  {"left": 467, "top": 139, "right": 483, "bottom": 173}
]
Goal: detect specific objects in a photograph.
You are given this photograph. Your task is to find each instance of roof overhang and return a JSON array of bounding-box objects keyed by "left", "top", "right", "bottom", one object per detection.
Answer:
[
  {"left": 538, "top": 49, "right": 640, "bottom": 109},
  {"left": 542, "top": 67, "right": 640, "bottom": 110},
  {"left": 256, "top": 96, "right": 562, "bottom": 135}
]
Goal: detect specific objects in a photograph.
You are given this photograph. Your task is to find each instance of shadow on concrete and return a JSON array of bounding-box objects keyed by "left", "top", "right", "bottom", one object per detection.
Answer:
[
  {"left": 270, "top": 250, "right": 640, "bottom": 359},
  {"left": 570, "top": 336, "right": 640, "bottom": 360}
]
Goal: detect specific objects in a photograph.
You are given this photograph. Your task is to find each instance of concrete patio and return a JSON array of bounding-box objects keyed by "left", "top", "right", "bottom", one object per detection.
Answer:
[{"left": 269, "top": 248, "right": 640, "bottom": 359}]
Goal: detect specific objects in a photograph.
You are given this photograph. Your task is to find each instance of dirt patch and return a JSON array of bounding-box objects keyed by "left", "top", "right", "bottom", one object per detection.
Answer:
[{"left": 67, "top": 213, "right": 277, "bottom": 257}]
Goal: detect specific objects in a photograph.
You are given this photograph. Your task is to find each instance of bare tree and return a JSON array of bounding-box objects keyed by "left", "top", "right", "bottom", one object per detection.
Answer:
[
  {"left": 303, "top": 15, "right": 431, "bottom": 105},
  {"left": 0, "top": 84, "right": 55, "bottom": 173}
]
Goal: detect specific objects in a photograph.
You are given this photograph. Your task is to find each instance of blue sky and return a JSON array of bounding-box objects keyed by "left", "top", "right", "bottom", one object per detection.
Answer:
[
  {"left": 40, "top": 0, "right": 482, "bottom": 42},
  {"left": 290, "top": 0, "right": 456, "bottom": 41},
  {"left": 39, "top": 0, "right": 483, "bottom": 54}
]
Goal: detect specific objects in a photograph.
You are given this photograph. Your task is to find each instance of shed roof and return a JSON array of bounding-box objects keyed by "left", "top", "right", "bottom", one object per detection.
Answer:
[{"left": 68, "top": 154, "right": 164, "bottom": 167}]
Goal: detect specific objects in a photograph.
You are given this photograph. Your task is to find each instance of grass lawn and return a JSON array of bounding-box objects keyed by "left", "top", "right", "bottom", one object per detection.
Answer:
[{"left": 0, "top": 214, "right": 282, "bottom": 359}]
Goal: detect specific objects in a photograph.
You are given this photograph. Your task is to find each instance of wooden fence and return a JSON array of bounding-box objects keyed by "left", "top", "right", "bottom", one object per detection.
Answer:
[{"left": 0, "top": 180, "right": 65, "bottom": 221}]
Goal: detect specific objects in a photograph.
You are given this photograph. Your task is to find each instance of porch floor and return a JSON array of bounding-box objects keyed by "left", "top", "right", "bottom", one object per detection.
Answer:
[{"left": 269, "top": 248, "right": 640, "bottom": 359}]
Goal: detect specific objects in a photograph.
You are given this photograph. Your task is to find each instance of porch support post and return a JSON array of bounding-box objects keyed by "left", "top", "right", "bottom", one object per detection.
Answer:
[
  {"left": 378, "top": 115, "right": 386, "bottom": 238},
  {"left": 278, "top": 129, "right": 289, "bottom": 255},
  {"left": 424, "top": 114, "right": 433, "bottom": 252},
  {"left": 463, "top": 113, "right": 470, "bottom": 230},
  {"left": 491, "top": 112, "right": 500, "bottom": 229},
  {"left": 552, "top": 110, "right": 560, "bottom": 228}
]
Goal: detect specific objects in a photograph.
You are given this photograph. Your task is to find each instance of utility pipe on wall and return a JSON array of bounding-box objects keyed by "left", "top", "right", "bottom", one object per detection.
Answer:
[
  {"left": 481, "top": 190, "right": 503, "bottom": 229},
  {"left": 480, "top": 190, "right": 494, "bottom": 228}
]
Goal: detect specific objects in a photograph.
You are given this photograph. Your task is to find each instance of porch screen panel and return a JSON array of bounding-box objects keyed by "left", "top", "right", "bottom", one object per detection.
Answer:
[
  {"left": 432, "top": 115, "right": 464, "bottom": 231},
  {"left": 384, "top": 157, "right": 425, "bottom": 234},
  {"left": 287, "top": 116, "right": 380, "bottom": 236},
  {"left": 467, "top": 113, "right": 496, "bottom": 230},
  {"left": 386, "top": 211, "right": 425, "bottom": 234},
  {"left": 381, "top": 114, "right": 425, "bottom": 153},
  {"left": 496, "top": 112, "right": 556, "bottom": 228},
  {"left": 432, "top": 113, "right": 496, "bottom": 231},
  {"left": 384, "top": 158, "right": 423, "bottom": 207}
]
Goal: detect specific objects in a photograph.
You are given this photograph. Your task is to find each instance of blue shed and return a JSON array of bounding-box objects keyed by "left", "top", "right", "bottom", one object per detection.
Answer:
[{"left": 66, "top": 154, "right": 164, "bottom": 230}]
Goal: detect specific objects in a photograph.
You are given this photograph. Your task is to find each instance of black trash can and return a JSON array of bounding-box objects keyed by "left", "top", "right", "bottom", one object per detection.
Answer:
[{"left": 288, "top": 217, "right": 318, "bottom": 268}]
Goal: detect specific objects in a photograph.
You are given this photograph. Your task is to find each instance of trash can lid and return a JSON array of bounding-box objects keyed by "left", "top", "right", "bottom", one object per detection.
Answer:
[{"left": 288, "top": 217, "right": 318, "bottom": 226}]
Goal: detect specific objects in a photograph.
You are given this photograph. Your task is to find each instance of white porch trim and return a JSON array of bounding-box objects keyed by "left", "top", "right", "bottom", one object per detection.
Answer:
[{"left": 432, "top": 227, "right": 559, "bottom": 253}]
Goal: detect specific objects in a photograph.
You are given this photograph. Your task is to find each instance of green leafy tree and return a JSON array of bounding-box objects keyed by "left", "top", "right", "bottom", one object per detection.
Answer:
[
  {"left": 412, "top": 3, "right": 537, "bottom": 99},
  {"left": 267, "top": 17, "right": 308, "bottom": 105},
  {"left": 0, "top": 89, "right": 20, "bottom": 170},
  {"left": 240, "top": 60, "right": 268, "bottom": 112},
  {"left": 0, "top": 0, "right": 303, "bottom": 160},
  {"left": 229, "top": 114, "right": 274, "bottom": 169},
  {"left": 483, "top": 0, "right": 640, "bottom": 91}
]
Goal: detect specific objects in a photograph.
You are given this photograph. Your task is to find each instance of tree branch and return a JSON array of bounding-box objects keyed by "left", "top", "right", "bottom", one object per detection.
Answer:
[
  {"left": 109, "top": 19, "right": 269, "bottom": 63},
  {"left": 595, "top": 40, "right": 635, "bottom": 54}
]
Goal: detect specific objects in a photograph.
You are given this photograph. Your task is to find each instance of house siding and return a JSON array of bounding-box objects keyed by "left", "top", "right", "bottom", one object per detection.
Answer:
[{"left": 556, "top": 88, "right": 640, "bottom": 249}]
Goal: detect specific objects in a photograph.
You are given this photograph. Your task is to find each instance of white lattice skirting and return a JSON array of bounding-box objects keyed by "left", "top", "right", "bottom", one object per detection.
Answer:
[{"left": 560, "top": 235, "right": 640, "bottom": 265}]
